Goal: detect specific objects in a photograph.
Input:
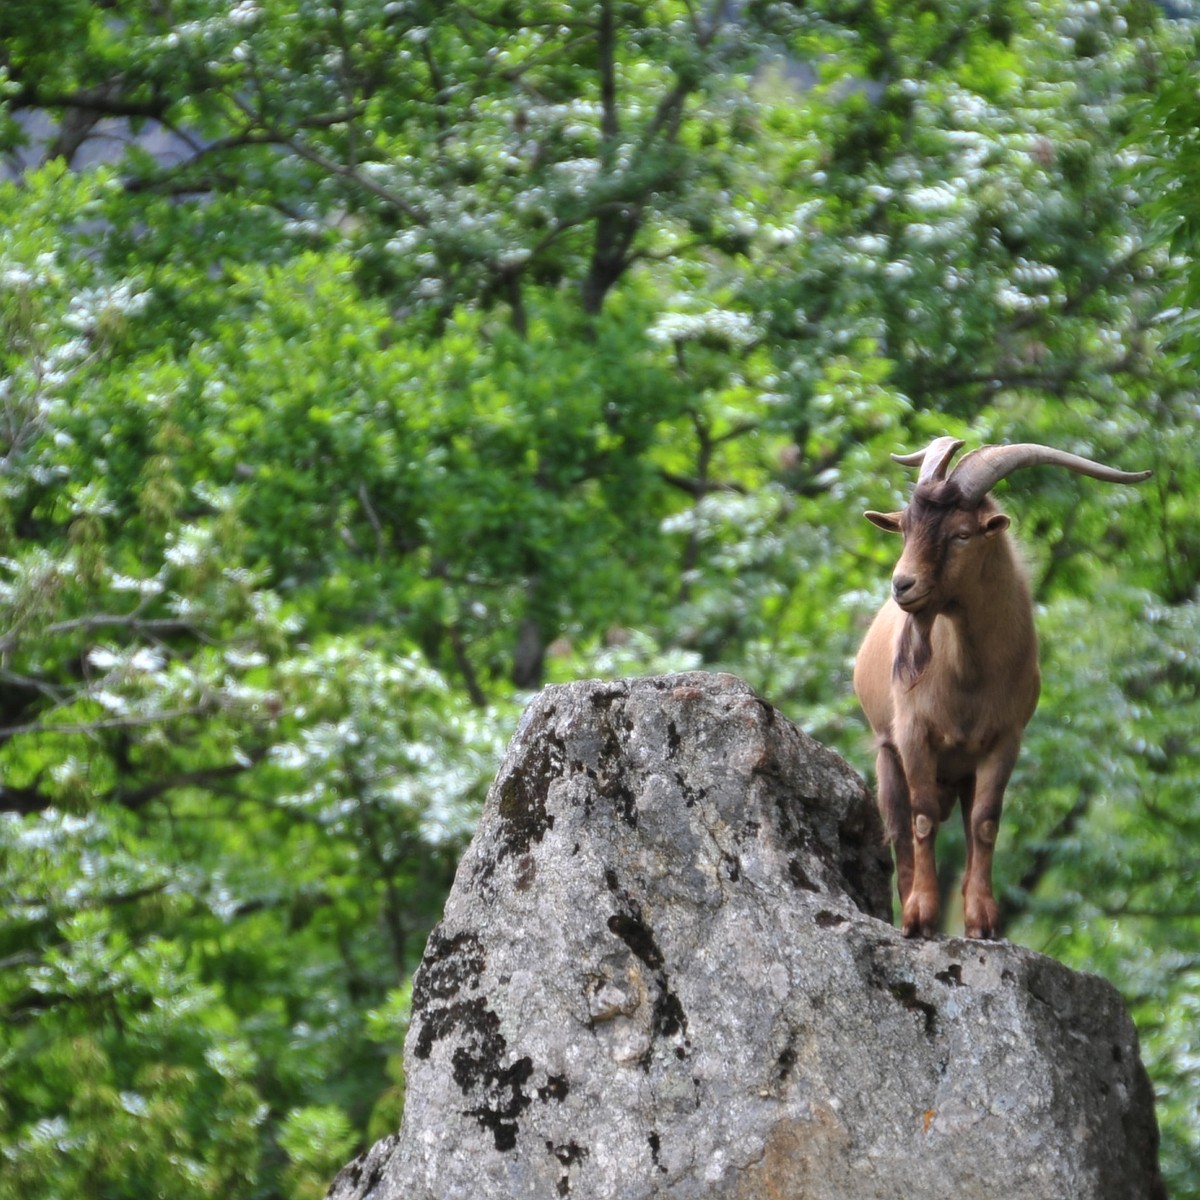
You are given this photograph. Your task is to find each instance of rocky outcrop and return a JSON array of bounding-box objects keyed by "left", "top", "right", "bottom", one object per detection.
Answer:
[{"left": 329, "top": 672, "right": 1164, "bottom": 1200}]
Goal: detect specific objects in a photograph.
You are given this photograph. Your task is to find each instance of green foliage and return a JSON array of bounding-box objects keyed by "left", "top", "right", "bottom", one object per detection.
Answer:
[
  {"left": 1, "top": 0, "right": 1197, "bottom": 1195},
  {"left": 279, "top": 1106, "right": 358, "bottom": 1200},
  {"left": 1133, "top": 20, "right": 1200, "bottom": 364}
]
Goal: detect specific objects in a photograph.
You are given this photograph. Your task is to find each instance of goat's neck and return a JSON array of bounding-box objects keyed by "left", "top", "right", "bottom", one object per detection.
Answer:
[{"left": 937, "top": 539, "right": 1033, "bottom": 681}]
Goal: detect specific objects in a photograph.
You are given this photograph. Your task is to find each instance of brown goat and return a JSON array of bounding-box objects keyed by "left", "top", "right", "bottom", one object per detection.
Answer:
[{"left": 854, "top": 437, "right": 1150, "bottom": 939}]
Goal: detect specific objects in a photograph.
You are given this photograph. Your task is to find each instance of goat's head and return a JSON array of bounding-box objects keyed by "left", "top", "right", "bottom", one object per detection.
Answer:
[{"left": 865, "top": 436, "right": 1151, "bottom": 616}]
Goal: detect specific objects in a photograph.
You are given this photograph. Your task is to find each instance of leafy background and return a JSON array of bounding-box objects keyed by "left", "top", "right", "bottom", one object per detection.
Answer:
[{"left": 0, "top": 1, "right": 1196, "bottom": 1195}]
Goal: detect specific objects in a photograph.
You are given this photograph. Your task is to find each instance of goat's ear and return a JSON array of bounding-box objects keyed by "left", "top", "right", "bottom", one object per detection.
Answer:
[
  {"left": 982, "top": 512, "right": 1010, "bottom": 537},
  {"left": 864, "top": 510, "right": 904, "bottom": 533}
]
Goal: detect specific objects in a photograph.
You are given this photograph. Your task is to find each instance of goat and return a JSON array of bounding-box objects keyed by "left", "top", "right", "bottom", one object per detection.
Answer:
[{"left": 853, "top": 437, "right": 1150, "bottom": 939}]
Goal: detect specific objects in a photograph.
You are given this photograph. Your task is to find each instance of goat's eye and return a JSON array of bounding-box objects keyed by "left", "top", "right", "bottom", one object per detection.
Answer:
[{"left": 952, "top": 530, "right": 973, "bottom": 542}]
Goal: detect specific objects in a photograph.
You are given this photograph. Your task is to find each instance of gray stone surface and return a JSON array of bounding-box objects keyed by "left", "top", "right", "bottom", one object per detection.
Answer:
[{"left": 329, "top": 672, "right": 1164, "bottom": 1200}]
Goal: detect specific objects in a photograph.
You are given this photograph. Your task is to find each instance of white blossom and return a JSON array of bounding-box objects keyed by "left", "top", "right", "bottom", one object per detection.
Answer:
[
  {"left": 165, "top": 526, "right": 214, "bottom": 569},
  {"left": 648, "top": 309, "right": 758, "bottom": 347},
  {"left": 129, "top": 648, "right": 166, "bottom": 673},
  {"left": 907, "top": 182, "right": 960, "bottom": 212},
  {"left": 228, "top": 0, "right": 259, "bottom": 25},
  {"left": 87, "top": 647, "right": 121, "bottom": 671}
]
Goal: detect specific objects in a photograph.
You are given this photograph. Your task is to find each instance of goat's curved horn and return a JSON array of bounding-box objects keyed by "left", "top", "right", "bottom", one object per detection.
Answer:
[
  {"left": 950, "top": 443, "right": 1152, "bottom": 505},
  {"left": 891, "top": 436, "right": 964, "bottom": 486}
]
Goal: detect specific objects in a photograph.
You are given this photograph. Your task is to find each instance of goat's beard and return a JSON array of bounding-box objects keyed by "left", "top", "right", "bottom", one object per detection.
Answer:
[{"left": 894, "top": 613, "right": 934, "bottom": 689}]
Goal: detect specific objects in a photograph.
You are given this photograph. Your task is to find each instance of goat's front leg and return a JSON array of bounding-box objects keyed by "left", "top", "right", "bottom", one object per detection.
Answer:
[
  {"left": 961, "top": 744, "right": 1019, "bottom": 940},
  {"left": 896, "top": 739, "right": 940, "bottom": 938}
]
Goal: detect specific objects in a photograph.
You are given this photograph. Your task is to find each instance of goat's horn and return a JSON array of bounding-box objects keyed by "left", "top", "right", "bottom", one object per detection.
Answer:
[
  {"left": 891, "top": 436, "right": 965, "bottom": 486},
  {"left": 950, "top": 443, "right": 1152, "bottom": 505}
]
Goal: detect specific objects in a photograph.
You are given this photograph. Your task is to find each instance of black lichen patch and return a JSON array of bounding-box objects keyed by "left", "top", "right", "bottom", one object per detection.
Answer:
[
  {"left": 674, "top": 770, "right": 706, "bottom": 808},
  {"left": 775, "top": 1029, "right": 798, "bottom": 1083},
  {"left": 648, "top": 1131, "right": 667, "bottom": 1173},
  {"left": 461, "top": 1055, "right": 535, "bottom": 1152},
  {"left": 449, "top": 1009, "right": 508, "bottom": 1091},
  {"left": 667, "top": 721, "right": 682, "bottom": 756},
  {"left": 411, "top": 930, "right": 486, "bottom": 1014},
  {"left": 595, "top": 715, "right": 638, "bottom": 825},
  {"left": 605, "top": 873, "right": 690, "bottom": 1057},
  {"left": 655, "top": 988, "right": 688, "bottom": 1040},
  {"left": 547, "top": 1140, "right": 589, "bottom": 1196},
  {"left": 538, "top": 1074, "right": 570, "bottom": 1103},
  {"left": 548, "top": 1140, "right": 588, "bottom": 1167},
  {"left": 607, "top": 912, "right": 664, "bottom": 969},
  {"left": 862, "top": 954, "right": 940, "bottom": 1039},
  {"left": 815, "top": 909, "right": 847, "bottom": 928},
  {"left": 599, "top": 773, "right": 638, "bottom": 825},
  {"left": 935, "top": 964, "right": 964, "bottom": 988},
  {"left": 589, "top": 685, "right": 627, "bottom": 709},
  {"left": 496, "top": 725, "right": 564, "bottom": 861},
  {"left": 414, "top": 996, "right": 494, "bottom": 1062},
  {"left": 410, "top": 928, "right": 540, "bottom": 1153},
  {"left": 887, "top": 980, "right": 939, "bottom": 1037}
]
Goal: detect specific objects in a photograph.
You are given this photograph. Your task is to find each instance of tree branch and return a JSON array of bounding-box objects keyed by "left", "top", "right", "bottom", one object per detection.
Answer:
[
  {"left": 597, "top": 0, "right": 619, "bottom": 142},
  {"left": 107, "top": 753, "right": 266, "bottom": 811},
  {"left": 0, "top": 781, "right": 56, "bottom": 816},
  {"left": 0, "top": 751, "right": 264, "bottom": 815},
  {"left": 0, "top": 704, "right": 211, "bottom": 741},
  {"left": 7, "top": 81, "right": 172, "bottom": 123}
]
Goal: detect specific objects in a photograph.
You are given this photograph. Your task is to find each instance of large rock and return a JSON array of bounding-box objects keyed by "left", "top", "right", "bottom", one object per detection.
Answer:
[{"left": 329, "top": 673, "right": 1164, "bottom": 1200}]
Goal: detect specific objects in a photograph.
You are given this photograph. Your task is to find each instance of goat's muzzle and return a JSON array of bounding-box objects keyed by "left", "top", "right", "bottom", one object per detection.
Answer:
[{"left": 891, "top": 574, "right": 930, "bottom": 612}]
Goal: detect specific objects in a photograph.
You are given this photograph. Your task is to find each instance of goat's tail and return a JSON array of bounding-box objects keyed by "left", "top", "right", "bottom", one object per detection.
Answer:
[{"left": 874, "top": 742, "right": 910, "bottom": 845}]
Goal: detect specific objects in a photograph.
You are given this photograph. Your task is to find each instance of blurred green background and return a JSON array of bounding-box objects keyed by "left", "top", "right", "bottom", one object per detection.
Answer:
[{"left": 1, "top": 1, "right": 1196, "bottom": 1195}]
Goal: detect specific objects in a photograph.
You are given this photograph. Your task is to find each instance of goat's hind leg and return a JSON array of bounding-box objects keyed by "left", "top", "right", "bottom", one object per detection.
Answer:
[{"left": 875, "top": 745, "right": 914, "bottom": 927}]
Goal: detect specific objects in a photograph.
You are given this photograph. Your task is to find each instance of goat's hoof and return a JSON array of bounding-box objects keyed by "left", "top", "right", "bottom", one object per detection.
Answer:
[
  {"left": 964, "top": 895, "right": 1002, "bottom": 940},
  {"left": 900, "top": 895, "right": 939, "bottom": 939},
  {"left": 965, "top": 923, "right": 1003, "bottom": 941}
]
